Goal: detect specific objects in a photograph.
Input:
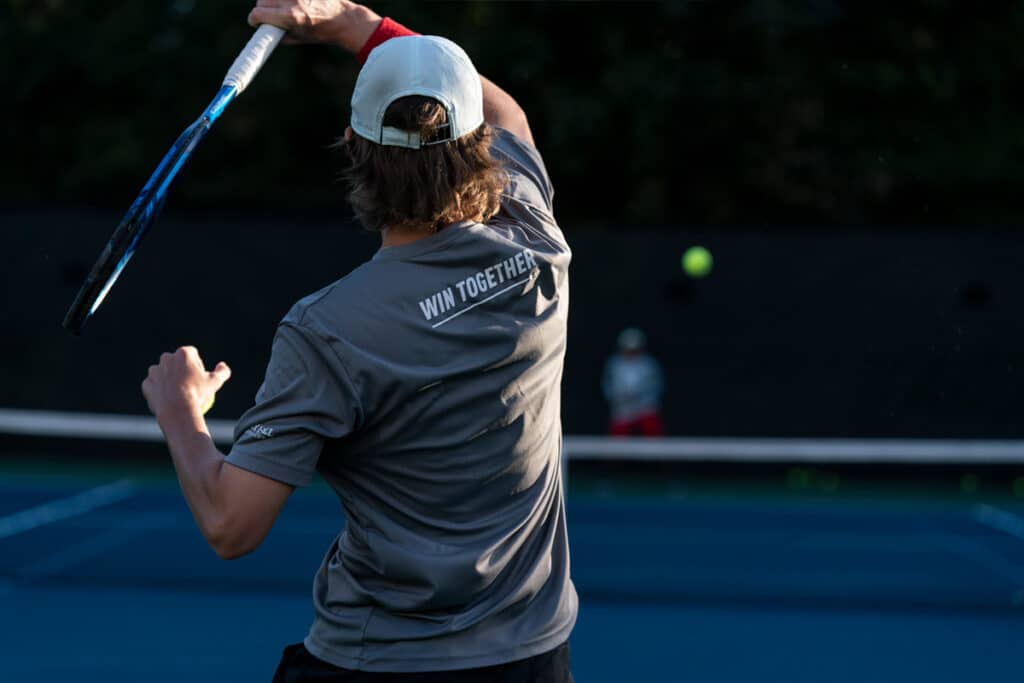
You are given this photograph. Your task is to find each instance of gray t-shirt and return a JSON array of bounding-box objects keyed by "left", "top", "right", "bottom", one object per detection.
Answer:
[
  {"left": 602, "top": 353, "right": 665, "bottom": 421},
  {"left": 226, "top": 128, "right": 577, "bottom": 672}
]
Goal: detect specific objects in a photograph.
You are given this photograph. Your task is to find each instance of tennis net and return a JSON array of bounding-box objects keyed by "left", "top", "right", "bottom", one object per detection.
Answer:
[
  {"left": 4, "top": 407, "right": 1024, "bottom": 462},
  {"left": 2, "top": 408, "right": 1024, "bottom": 612}
]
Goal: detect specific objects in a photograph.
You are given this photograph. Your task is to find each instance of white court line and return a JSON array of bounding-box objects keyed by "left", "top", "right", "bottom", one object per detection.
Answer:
[
  {"left": 933, "top": 533, "right": 1024, "bottom": 598},
  {"left": 17, "top": 520, "right": 157, "bottom": 580},
  {"left": 974, "top": 504, "right": 1024, "bottom": 544},
  {"left": 0, "top": 479, "right": 137, "bottom": 540}
]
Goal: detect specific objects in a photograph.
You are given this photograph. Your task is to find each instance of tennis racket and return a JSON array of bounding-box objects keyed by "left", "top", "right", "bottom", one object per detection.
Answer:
[{"left": 62, "top": 24, "right": 286, "bottom": 335}]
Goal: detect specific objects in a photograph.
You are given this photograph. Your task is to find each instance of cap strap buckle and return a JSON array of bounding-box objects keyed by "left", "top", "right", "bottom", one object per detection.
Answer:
[{"left": 378, "top": 122, "right": 454, "bottom": 149}]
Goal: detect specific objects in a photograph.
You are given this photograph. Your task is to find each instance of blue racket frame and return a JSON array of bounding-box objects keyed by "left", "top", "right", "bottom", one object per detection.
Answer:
[{"left": 62, "top": 85, "right": 239, "bottom": 334}]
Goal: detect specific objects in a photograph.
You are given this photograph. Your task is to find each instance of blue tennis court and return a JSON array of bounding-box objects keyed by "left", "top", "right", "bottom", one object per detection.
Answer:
[{"left": 2, "top": 437, "right": 1022, "bottom": 683}]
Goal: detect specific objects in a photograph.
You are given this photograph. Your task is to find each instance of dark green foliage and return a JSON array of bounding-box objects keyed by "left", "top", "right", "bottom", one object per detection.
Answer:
[{"left": 4, "top": 0, "right": 1024, "bottom": 228}]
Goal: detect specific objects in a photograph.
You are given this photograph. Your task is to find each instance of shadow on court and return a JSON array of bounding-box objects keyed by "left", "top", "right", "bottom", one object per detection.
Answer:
[{"left": 1, "top": 461, "right": 1022, "bottom": 682}]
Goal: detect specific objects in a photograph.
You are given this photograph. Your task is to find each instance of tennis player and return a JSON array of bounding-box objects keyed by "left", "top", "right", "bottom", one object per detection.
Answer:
[{"left": 141, "top": 1, "right": 576, "bottom": 680}]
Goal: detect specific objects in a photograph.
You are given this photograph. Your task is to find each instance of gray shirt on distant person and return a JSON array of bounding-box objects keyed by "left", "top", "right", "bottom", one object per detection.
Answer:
[
  {"left": 602, "top": 353, "right": 664, "bottom": 421},
  {"left": 226, "top": 129, "right": 577, "bottom": 672}
]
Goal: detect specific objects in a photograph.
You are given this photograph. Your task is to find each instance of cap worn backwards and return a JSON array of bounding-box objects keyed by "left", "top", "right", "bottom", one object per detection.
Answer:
[{"left": 350, "top": 35, "right": 485, "bottom": 150}]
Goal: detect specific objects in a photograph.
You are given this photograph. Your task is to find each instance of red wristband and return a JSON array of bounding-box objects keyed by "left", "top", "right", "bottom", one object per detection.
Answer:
[{"left": 357, "top": 17, "right": 419, "bottom": 64}]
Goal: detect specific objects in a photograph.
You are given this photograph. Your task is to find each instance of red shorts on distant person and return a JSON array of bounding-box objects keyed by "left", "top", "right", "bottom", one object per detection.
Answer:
[{"left": 609, "top": 412, "right": 664, "bottom": 437}]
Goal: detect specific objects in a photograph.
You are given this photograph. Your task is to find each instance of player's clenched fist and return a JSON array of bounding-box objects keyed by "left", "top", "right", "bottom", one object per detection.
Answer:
[
  {"left": 142, "top": 346, "right": 231, "bottom": 423},
  {"left": 248, "top": 0, "right": 382, "bottom": 52}
]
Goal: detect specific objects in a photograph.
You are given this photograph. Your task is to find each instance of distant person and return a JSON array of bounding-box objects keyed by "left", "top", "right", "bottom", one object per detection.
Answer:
[{"left": 602, "top": 328, "right": 665, "bottom": 436}]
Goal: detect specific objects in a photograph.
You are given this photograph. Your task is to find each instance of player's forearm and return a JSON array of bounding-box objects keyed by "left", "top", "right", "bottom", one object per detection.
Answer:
[
  {"left": 326, "top": 3, "right": 383, "bottom": 53},
  {"left": 158, "top": 411, "right": 236, "bottom": 555},
  {"left": 480, "top": 76, "right": 534, "bottom": 145}
]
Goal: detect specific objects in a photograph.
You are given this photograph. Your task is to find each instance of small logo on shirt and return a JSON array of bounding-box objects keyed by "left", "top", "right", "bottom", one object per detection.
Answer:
[
  {"left": 248, "top": 424, "right": 274, "bottom": 439},
  {"left": 417, "top": 249, "right": 538, "bottom": 327}
]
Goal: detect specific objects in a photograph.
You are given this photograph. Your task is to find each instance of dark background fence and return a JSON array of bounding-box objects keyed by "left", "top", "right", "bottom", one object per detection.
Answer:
[
  {"left": 5, "top": 207, "right": 1020, "bottom": 437},
  {"left": 5, "top": 0, "right": 1024, "bottom": 228}
]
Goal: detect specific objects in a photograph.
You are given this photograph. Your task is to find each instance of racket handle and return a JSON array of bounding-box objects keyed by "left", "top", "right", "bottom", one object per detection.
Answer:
[{"left": 222, "top": 24, "right": 286, "bottom": 94}]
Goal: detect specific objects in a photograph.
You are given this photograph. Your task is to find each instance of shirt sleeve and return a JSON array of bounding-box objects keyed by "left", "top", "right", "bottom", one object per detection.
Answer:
[
  {"left": 491, "top": 127, "right": 555, "bottom": 217},
  {"left": 225, "top": 322, "right": 361, "bottom": 487},
  {"left": 490, "top": 127, "right": 567, "bottom": 251}
]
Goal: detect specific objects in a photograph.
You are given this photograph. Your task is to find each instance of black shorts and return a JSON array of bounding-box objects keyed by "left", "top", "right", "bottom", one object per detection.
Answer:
[{"left": 272, "top": 641, "right": 573, "bottom": 683}]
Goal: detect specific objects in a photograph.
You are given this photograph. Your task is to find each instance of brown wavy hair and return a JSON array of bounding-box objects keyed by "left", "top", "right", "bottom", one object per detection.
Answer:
[{"left": 340, "top": 96, "right": 506, "bottom": 233}]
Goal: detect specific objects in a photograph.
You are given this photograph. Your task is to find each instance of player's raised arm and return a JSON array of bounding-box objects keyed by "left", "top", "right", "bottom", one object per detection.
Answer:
[
  {"left": 248, "top": 0, "right": 381, "bottom": 50},
  {"left": 247, "top": 0, "right": 534, "bottom": 144},
  {"left": 479, "top": 76, "right": 534, "bottom": 146}
]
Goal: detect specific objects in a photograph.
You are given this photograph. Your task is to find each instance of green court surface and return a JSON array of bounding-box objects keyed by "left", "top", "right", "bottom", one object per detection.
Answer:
[{"left": 1, "top": 453, "right": 1023, "bottom": 682}]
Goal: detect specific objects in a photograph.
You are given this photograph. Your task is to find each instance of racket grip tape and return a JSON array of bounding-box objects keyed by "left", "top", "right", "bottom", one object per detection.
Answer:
[{"left": 222, "top": 24, "right": 286, "bottom": 94}]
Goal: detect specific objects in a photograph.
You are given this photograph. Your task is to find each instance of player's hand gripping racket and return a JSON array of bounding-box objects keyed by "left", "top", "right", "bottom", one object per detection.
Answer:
[{"left": 62, "top": 25, "right": 286, "bottom": 334}]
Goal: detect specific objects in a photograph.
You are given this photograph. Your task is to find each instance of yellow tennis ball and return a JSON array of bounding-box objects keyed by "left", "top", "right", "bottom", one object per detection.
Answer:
[
  {"left": 682, "top": 245, "right": 713, "bottom": 278},
  {"left": 201, "top": 395, "right": 215, "bottom": 415}
]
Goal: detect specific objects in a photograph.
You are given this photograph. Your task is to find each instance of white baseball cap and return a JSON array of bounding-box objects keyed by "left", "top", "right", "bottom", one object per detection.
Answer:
[{"left": 350, "top": 35, "right": 484, "bottom": 149}]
